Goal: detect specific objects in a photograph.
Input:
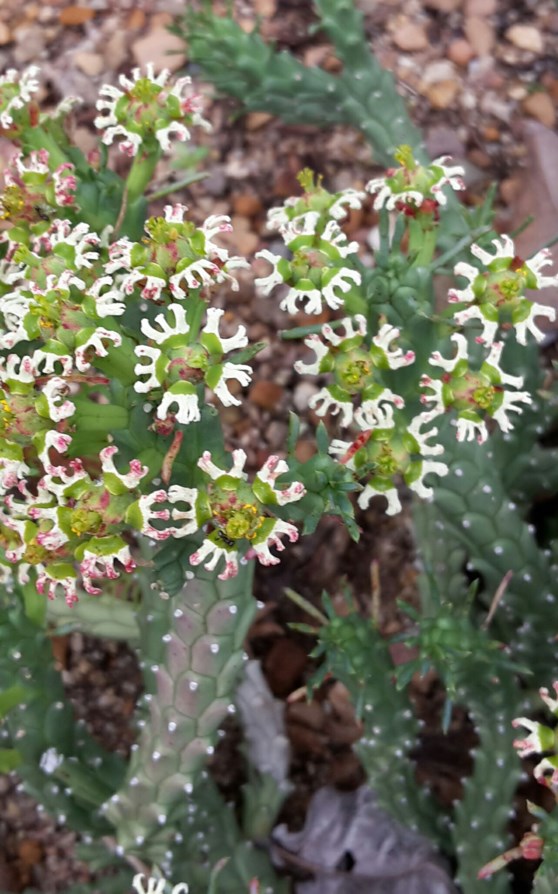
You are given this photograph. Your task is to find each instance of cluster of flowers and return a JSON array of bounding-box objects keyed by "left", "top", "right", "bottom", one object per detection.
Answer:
[
  {"left": 256, "top": 153, "right": 557, "bottom": 515},
  {"left": 94, "top": 63, "right": 211, "bottom": 157},
  {"left": 132, "top": 449, "right": 305, "bottom": 581},
  {"left": 1, "top": 435, "right": 145, "bottom": 605},
  {"left": 0, "top": 64, "right": 555, "bottom": 600},
  {"left": 0, "top": 66, "right": 304, "bottom": 600}
]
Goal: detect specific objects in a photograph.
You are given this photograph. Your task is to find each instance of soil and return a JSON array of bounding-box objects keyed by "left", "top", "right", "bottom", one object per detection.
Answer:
[{"left": 0, "top": 0, "right": 557, "bottom": 891}]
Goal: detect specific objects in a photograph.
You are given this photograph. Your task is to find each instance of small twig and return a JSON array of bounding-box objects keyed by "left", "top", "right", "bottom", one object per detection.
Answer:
[
  {"left": 162, "top": 430, "right": 184, "bottom": 484},
  {"left": 370, "top": 559, "right": 381, "bottom": 626},
  {"left": 113, "top": 186, "right": 129, "bottom": 238},
  {"left": 536, "top": 230, "right": 558, "bottom": 253},
  {"left": 280, "top": 318, "right": 347, "bottom": 341},
  {"left": 482, "top": 570, "right": 513, "bottom": 630},
  {"left": 510, "top": 215, "right": 534, "bottom": 239}
]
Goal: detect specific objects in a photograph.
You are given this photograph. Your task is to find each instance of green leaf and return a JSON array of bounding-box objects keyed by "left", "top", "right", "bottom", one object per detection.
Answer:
[{"left": 287, "top": 412, "right": 301, "bottom": 456}]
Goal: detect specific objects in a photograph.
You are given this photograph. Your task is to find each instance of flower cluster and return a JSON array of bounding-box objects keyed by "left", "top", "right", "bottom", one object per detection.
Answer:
[
  {"left": 94, "top": 64, "right": 210, "bottom": 157},
  {"left": 449, "top": 234, "right": 557, "bottom": 346},
  {"left": 420, "top": 335, "right": 532, "bottom": 444},
  {"left": 260, "top": 157, "right": 556, "bottom": 515},
  {"left": 330, "top": 414, "right": 447, "bottom": 515},
  {"left": 133, "top": 303, "right": 251, "bottom": 425},
  {"left": 0, "top": 434, "right": 148, "bottom": 605},
  {"left": 131, "top": 450, "right": 305, "bottom": 580},
  {"left": 106, "top": 203, "right": 248, "bottom": 304},
  {"left": 295, "top": 316, "right": 413, "bottom": 429},
  {"left": 365, "top": 144, "right": 465, "bottom": 216},
  {"left": 418, "top": 234, "right": 558, "bottom": 445},
  {"left": 266, "top": 168, "right": 365, "bottom": 232},
  {"left": 255, "top": 172, "right": 364, "bottom": 316},
  {"left": 0, "top": 66, "right": 296, "bottom": 602},
  {"left": 0, "top": 221, "right": 132, "bottom": 456}
]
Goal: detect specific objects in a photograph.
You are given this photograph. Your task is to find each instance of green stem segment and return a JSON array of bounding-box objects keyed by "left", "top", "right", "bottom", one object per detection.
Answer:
[
  {"left": 125, "top": 146, "right": 162, "bottom": 205},
  {"left": 104, "top": 562, "right": 257, "bottom": 862}
]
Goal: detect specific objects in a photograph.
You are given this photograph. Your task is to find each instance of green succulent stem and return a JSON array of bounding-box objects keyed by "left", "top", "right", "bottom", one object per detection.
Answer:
[
  {"left": 104, "top": 561, "right": 258, "bottom": 862},
  {"left": 451, "top": 669, "right": 519, "bottom": 894},
  {"left": 125, "top": 146, "right": 162, "bottom": 205},
  {"left": 315, "top": 611, "right": 444, "bottom": 844},
  {"left": 177, "top": 0, "right": 425, "bottom": 167}
]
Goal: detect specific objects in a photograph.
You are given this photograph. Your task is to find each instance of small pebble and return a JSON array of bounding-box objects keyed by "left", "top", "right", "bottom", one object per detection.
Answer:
[
  {"left": 73, "top": 52, "right": 104, "bottom": 78},
  {"left": 427, "top": 80, "right": 460, "bottom": 110},
  {"left": 522, "top": 91, "right": 556, "bottom": 128},
  {"left": 506, "top": 24, "right": 544, "bottom": 54},
  {"left": 246, "top": 112, "right": 274, "bottom": 131},
  {"left": 393, "top": 21, "right": 429, "bottom": 52},
  {"left": 464, "top": 16, "right": 495, "bottom": 56},
  {"left": 448, "top": 38, "right": 474, "bottom": 67},
  {"left": 248, "top": 380, "right": 284, "bottom": 410},
  {"left": 292, "top": 382, "right": 319, "bottom": 413},
  {"left": 0, "top": 23, "right": 12, "bottom": 45}
]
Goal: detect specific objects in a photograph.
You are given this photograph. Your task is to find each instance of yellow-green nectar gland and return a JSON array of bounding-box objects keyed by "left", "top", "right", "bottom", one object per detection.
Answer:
[
  {"left": 211, "top": 491, "right": 265, "bottom": 544},
  {"left": 70, "top": 509, "right": 103, "bottom": 536},
  {"left": 336, "top": 352, "right": 371, "bottom": 393},
  {"left": 22, "top": 541, "right": 51, "bottom": 566},
  {"left": 375, "top": 442, "right": 399, "bottom": 477},
  {"left": 0, "top": 186, "right": 24, "bottom": 219},
  {"left": 472, "top": 383, "right": 497, "bottom": 411}
]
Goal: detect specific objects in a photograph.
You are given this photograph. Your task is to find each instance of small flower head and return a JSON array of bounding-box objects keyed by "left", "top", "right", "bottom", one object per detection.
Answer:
[
  {"left": 267, "top": 168, "right": 365, "bottom": 235},
  {"left": 512, "top": 717, "right": 556, "bottom": 760},
  {"left": 94, "top": 65, "right": 210, "bottom": 156},
  {"left": 295, "top": 316, "right": 410, "bottom": 428},
  {"left": 450, "top": 235, "right": 558, "bottom": 345},
  {"left": 138, "top": 451, "right": 305, "bottom": 580},
  {"left": 84, "top": 276, "right": 126, "bottom": 319},
  {"left": 78, "top": 538, "right": 136, "bottom": 595},
  {"left": 366, "top": 146, "right": 465, "bottom": 214},
  {"left": 255, "top": 225, "right": 361, "bottom": 316},
  {"left": 420, "top": 335, "right": 531, "bottom": 443},
  {"left": 134, "top": 303, "right": 252, "bottom": 424},
  {"left": 330, "top": 411, "right": 447, "bottom": 515},
  {"left": 0, "top": 441, "right": 30, "bottom": 495}
]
